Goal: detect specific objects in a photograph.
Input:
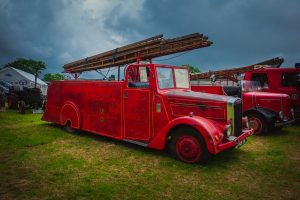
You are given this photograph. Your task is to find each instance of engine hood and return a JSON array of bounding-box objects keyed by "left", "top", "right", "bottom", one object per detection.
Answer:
[
  {"left": 166, "top": 90, "right": 237, "bottom": 103},
  {"left": 165, "top": 90, "right": 240, "bottom": 122}
]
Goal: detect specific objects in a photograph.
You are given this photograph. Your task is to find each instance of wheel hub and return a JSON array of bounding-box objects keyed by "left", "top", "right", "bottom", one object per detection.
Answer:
[
  {"left": 176, "top": 136, "right": 201, "bottom": 163},
  {"left": 249, "top": 117, "right": 262, "bottom": 134}
]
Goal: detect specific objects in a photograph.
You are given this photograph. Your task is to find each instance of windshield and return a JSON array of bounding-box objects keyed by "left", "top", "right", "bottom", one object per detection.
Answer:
[
  {"left": 156, "top": 67, "right": 189, "bottom": 89},
  {"left": 175, "top": 68, "right": 189, "bottom": 88},
  {"left": 240, "top": 80, "right": 262, "bottom": 92}
]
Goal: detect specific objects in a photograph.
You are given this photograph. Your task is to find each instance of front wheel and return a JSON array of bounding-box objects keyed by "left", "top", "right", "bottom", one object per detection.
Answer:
[
  {"left": 169, "top": 127, "right": 208, "bottom": 164},
  {"left": 247, "top": 113, "right": 267, "bottom": 135}
]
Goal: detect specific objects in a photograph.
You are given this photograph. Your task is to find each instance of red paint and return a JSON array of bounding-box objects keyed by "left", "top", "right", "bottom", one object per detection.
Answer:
[
  {"left": 191, "top": 85, "right": 294, "bottom": 131},
  {"left": 244, "top": 67, "right": 300, "bottom": 121},
  {"left": 42, "top": 64, "right": 253, "bottom": 161}
]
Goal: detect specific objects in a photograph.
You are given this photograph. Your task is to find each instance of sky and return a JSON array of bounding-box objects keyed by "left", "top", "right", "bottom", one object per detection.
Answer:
[{"left": 0, "top": 0, "right": 299, "bottom": 79}]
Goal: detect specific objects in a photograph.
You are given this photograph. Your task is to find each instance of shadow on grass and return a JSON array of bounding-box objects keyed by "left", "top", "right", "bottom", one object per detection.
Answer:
[
  {"left": 41, "top": 123, "right": 252, "bottom": 167},
  {"left": 254, "top": 125, "right": 298, "bottom": 137}
]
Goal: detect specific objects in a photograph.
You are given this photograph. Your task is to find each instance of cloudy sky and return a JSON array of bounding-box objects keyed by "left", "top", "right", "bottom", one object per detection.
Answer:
[{"left": 0, "top": 0, "right": 299, "bottom": 78}]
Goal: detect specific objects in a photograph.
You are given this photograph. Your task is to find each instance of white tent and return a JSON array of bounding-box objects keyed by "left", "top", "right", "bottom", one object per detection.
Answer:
[{"left": 0, "top": 67, "right": 48, "bottom": 95}]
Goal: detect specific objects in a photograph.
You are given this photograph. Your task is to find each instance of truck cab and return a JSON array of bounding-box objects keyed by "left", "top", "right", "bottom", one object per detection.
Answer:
[
  {"left": 244, "top": 67, "right": 300, "bottom": 121},
  {"left": 42, "top": 64, "right": 253, "bottom": 163}
]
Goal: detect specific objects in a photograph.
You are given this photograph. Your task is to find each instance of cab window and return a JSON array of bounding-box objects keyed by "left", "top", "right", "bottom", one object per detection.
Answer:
[
  {"left": 127, "top": 66, "right": 150, "bottom": 88},
  {"left": 282, "top": 72, "right": 299, "bottom": 87},
  {"left": 251, "top": 73, "right": 268, "bottom": 88}
]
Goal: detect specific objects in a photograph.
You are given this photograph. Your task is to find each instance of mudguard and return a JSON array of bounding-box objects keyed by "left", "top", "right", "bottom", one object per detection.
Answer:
[
  {"left": 148, "top": 116, "right": 224, "bottom": 154},
  {"left": 244, "top": 107, "right": 278, "bottom": 124}
]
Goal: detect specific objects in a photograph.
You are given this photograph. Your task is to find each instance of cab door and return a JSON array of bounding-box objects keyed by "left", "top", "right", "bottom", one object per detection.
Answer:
[{"left": 123, "top": 66, "right": 151, "bottom": 141}]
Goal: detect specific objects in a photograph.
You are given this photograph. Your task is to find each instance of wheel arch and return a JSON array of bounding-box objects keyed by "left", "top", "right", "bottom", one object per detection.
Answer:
[
  {"left": 148, "top": 116, "right": 223, "bottom": 154},
  {"left": 244, "top": 107, "right": 278, "bottom": 124},
  {"left": 60, "top": 101, "right": 80, "bottom": 129}
]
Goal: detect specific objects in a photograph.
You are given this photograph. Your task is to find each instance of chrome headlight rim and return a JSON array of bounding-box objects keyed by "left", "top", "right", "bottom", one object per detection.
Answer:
[
  {"left": 244, "top": 116, "right": 249, "bottom": 128},
  {"left": 278, "top": 111, "right": 283, "bottom": 120},
  {"left": 225, "top": 124, "right": 232, "bottom": 137}
]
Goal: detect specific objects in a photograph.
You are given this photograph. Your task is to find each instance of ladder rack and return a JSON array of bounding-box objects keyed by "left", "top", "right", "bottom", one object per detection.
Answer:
[
  {"left": 190, "top": 57, "right": 284, "bottom": 82},
  {"left": 63, "top": 33, "right": 212, "bottom": 73}
]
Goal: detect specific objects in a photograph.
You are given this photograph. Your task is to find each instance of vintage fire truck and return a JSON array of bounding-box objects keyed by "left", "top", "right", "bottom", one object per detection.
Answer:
[
  {"left": 190, "top": 58, "right": 300, "bottom": 123},
  {"left": 191, "top": 83, "right": 294, "bottom": 134},
  {"left": 42, "top": 33, "right": 253, "bottom": 163},
  {"left": 42, "top": 64, "right": 253, "bottom": 163},
  {"left": 243, "top": 66, "right": 300, "bottom": 122}
]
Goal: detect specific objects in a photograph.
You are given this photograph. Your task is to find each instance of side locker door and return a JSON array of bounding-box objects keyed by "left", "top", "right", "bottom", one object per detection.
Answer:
[{"left": 123, "top": 89, "right": 151, "bottom": 141}]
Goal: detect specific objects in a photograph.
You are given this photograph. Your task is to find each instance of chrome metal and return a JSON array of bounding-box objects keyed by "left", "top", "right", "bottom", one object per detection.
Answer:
[{"left": 226, "top": 97, "right": 240, "bottom": 136}]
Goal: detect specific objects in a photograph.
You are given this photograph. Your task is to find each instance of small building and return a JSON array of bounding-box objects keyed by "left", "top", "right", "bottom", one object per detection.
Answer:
[{"left": 0, "top": 67, "right": 48, "bottom": 95}]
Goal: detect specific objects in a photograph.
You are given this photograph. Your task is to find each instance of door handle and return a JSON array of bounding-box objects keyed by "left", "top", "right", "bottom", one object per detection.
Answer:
[{"left": 124, "top": 92, "right": 128, "bottom": 99}]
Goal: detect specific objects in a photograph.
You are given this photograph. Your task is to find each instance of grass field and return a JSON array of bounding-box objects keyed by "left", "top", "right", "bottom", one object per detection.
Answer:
[{"left": 0, "top": 110, "right": 299, "bottom": 200}]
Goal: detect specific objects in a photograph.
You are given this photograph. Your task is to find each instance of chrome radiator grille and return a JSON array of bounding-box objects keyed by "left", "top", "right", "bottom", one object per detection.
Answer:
[{"left": 227, "top": 98, "right": 243, "bottom": 136}]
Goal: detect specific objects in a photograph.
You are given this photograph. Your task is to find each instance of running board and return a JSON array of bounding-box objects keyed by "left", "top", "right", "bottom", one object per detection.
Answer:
[{"left": 123, "top": 139, "right": 149, "bottom": 147}]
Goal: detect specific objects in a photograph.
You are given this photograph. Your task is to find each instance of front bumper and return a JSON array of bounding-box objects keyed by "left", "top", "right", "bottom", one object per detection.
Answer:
[
  {"left": 274, "top": 119, "right": 295, "bottom": 128},
  {"left": 217, "top": 128, "right": 254, "bottom": 153}
]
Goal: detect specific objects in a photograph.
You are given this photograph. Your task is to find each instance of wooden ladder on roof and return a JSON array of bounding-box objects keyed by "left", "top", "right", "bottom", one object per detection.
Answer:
[
  {"left": 190, "top": 57, "right": 284, "bottom": 82},
  {"left": 63, "top": 33, "right": 213, "bottom": 74}
]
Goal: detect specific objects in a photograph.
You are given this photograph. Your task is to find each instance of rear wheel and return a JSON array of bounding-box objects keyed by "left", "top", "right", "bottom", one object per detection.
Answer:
[
  {"left": 169, "top": 127, "right": 208, "bottom": 163},
  {"left": 64, "top": 121, "right": 76, "bottom": 133},
  {"left": 248, "top": 113, "right": 267, "bottom": 135}
]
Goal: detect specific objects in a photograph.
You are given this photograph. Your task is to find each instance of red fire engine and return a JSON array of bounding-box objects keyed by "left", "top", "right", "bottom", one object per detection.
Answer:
[
  {"left": 190, "top": 57, "right": 297, "bottom": 134},
  {"left": 243, "top": 66, "right": 300, "bottom": 122},
  {"left": 191, "top": 84, "right": 294, "bottom": 134},
  {"left": 42, "top": 33, "right": 253, "bottom": 163}
]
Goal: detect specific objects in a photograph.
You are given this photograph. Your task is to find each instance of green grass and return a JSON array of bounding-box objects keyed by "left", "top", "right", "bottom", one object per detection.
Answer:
[{"left": 0, "top": 110, "right": 299, "bottom": 200}]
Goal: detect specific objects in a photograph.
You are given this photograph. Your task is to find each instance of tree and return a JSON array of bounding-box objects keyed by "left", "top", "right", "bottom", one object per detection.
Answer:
[
  {"left": 43, "top": 73, "right": 70, "bottom": 82},
  {"left": 3, "top": 58, "right": 46, "bottom": 88},
  {"left": 189, "top": 65, "right": 201, "bottom": 74}
]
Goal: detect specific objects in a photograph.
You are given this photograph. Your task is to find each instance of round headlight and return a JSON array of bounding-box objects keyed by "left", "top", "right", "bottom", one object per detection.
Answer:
[
  {"left": 279, "top": 111, "right": 283, "bottom": 120},
  {"left": 226, "top": 125, "right": 232, "bottom": 137},
  {"left": 243, "top": 116, "right": 249, "bottom": 128}
]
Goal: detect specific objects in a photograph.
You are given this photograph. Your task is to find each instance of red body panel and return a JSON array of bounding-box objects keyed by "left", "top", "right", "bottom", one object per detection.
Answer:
[
  {"left": 191, "top": 85, "right": 294, "bottom": 125},
  {"left": 244, "top": 68, "right": 300, "bottom": 120},
  {"left": 43, "top": 64, "right": 253, "bottom": 156}
]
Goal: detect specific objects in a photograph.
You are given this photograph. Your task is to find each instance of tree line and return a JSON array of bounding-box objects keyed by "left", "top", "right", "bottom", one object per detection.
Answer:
[
  {"left": 2, "top": 58, "right": 69, "bottom": 84},
  {"left": 2, "top": 58, "right": 201, "bottom": 85}
]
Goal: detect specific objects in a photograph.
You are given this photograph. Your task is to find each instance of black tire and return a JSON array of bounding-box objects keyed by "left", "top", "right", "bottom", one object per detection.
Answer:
[
  {"left": 64, "top": 121, "right": 76, "bottom": 133},
  {"left": 247, "top": 113, "right": 267, "bottom": 135},
  {"left": 169, "top": 127, "right": 209, "bottom": 164}
]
